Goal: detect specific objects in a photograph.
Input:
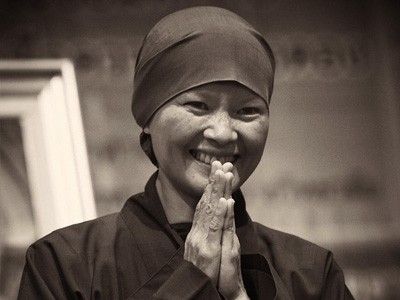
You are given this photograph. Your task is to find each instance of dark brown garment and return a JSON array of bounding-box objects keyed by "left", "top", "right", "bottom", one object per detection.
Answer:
[{"left": 18, "top": 173, "right": 354, "bottom": 299}]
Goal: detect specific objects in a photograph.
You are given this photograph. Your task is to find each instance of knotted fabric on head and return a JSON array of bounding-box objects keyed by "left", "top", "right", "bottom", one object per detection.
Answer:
[{"left": 132, "top": 6, "right": 275, "bottom": 165}]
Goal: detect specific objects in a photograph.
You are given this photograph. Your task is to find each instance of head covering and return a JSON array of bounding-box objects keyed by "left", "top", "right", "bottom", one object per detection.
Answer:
[{"left": 131, "top": 6, "right": 275, "bottom": 165}]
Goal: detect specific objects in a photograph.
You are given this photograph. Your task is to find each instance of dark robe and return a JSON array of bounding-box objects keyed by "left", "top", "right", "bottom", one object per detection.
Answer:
[{"left": 18, "top": 173, "right": 354, "bottom": 299}]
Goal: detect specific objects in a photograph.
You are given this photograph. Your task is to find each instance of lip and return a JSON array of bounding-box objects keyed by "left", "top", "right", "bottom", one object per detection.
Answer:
[{"left": 189, "top": 149, "right": 239, "bottom": 164}]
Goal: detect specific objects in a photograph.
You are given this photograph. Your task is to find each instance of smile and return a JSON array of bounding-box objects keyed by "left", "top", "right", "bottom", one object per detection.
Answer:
[{"left": 189, "top": 150, "right": 239, "bottom": 164}]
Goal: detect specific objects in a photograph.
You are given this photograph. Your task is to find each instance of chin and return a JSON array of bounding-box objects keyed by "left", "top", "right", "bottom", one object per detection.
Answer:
[{"left": 185, "top": 173, "right": 209, "bottom": 197}]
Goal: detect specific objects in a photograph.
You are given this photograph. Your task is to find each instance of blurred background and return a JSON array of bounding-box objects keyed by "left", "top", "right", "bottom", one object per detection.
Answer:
[{"left": 0, "top": 0, "right": 399, "bottom": 299}]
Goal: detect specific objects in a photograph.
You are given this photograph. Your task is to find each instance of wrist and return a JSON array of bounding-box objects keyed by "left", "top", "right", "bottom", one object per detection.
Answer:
[
  {"left": 235, "top": 289, "right": 250, "bottom": 300},
  {"left": 224, "top": 287, "right": 249, "bottom": 300},
  {"left": 233, "top": 288, "right": 249, "bottom": 300}
]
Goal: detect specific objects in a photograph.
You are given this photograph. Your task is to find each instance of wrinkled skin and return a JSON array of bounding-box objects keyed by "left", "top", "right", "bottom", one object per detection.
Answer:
[
  {"left": 146, "top": 82, "right": 269, "bottom": 299},
  {"left": 184, "top": 161, "right": 249, "bottom": 299}
]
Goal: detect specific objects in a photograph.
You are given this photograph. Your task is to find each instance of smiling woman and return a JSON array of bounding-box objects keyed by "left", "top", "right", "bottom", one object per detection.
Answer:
[
  {"left": 146, "top": 82, "right": 269, "bottom": 204},
  {"left": 18, "top": 6, "right": 353, "bottom": 300}
]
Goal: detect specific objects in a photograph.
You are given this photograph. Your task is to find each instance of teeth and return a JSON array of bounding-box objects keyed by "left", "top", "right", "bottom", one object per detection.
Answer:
[
  {"left": 199, "top": 152, "right": 206, "bottom": 162},
  {"left": 192, "top": 151, "right": 236, "bottom": 164}
]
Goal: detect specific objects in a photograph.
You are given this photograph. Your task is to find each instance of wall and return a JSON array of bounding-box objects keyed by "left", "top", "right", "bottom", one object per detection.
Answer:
[{"left": 1, "top": 0, "right": 399, "bottom": 298}]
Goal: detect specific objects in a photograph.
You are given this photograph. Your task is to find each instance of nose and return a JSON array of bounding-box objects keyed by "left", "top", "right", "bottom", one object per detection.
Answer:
[{"left": 203, "top": 112, "right": 238, "bottom": 145}]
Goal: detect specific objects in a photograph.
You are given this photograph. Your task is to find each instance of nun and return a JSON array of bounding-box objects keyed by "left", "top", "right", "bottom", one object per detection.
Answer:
[{"left": 18, "top": 6, "right": 354, "bottom": 299}]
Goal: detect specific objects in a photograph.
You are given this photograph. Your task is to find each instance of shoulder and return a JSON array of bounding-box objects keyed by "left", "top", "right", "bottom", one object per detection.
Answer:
[
  {"left": 20, "top": 213, "right": 130, "bottom": 298},
  {"left": 27, "top": 213, "right": 121, "bottom": 261},
  {"left": 254, "top": 222, "right": 328, "bottom": 251},
  {"left": 253, "top": 222, "right": 332, "bottom": 269},
  {"left": 249, "top": 223, "right": 352, "bottom": 299},
  {"left": 26, "top": 192, "right": 149, "bottom": 261},
  {"left": 53, "top": 212, "right": 120, "bottom": 240},
  {"left": 252, "top": 223, "right": 349, "bottom": 298}
]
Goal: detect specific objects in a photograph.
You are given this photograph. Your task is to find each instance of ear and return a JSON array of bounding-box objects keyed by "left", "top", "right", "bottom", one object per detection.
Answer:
[{"left": 143, "top": 126, "right": 150, "bottom": 134}]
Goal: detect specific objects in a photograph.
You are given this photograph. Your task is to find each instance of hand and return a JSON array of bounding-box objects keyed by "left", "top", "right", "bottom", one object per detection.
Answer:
[
  {"left": 184, "top": 161, "right": 249, "bottom": 299},
  {"left": 216, "top": 169, "right": 248, "bottom": 299},
  {"left": 218, "top": 198, "right": 248, "bottom": 299},
  {"left": 184, "top": 162, "right": 229, "bottom": 285}
]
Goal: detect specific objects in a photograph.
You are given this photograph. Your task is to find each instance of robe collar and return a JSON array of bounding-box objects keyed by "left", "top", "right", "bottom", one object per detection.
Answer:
[
  {"left": 121, "top": 172, "right": 262, "bottom": 265},
  {"left": 124, "top": 171, "right": 266, "bottom": 249},
  {"left": 121, "top": 172, "right": 285, "bottom": 299},
  {"left": 143, "top": 171, "right": 250, "bottom": 226}
]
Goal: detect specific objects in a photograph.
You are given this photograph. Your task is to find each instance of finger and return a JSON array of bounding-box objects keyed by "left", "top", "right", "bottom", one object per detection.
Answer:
[
  {"left": 222, "top": 198, "right": 235, "bottom": 248},
  {"left": 206, "top": 160, "right": 222, "bottom": 202},
  {"left": 224, "top": 172, "right": 234, "bottom": 199},
  {"left": 184, "top": 236, "right": 190, "bottom": 260},
  {"left": 219, "top": 199, "right": 243, "bottom": 299},
  {"left": 210, "top": 169, "right": 226, "bottom": 199},
  {"left": 209, "top": 160, "right": 222, "bottom": 184},
  {"left": 199, "top": 160, "right": 223, "bottom": 211},
  {"left": 201, "top": 170, "right": 226, "bottom": 230},
  {"left": 193, "top": 162, "right": 223, "bottom": 227},
  {"left": 207, "top": 197, "right": 228, "bottom": 244},
  {"left": 210, "top": 169, "right": 226, "bottom": 206},
  {"left": 192, "top": 197, "right": 206, "bottom": 227},
  {"left": 197, "top": 169, "right": 226, "bottom": 231},
  {"left": 203, "top": 160, "right": 222, "bottom": 203},
  {"left": 193, "top": 190, "right": 213, "bottom": 228},
  {"left": 222, "top": 162, "right": 233, "bottom": 173}
]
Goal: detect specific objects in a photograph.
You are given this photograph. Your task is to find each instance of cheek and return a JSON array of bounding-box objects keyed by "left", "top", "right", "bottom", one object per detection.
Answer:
[
  {"left": 152, "top": 113, "right": 201, "bottom": 153},
  {"left": 234, "top": 121, "right": 268, "bottom": 184},
  {"left": 241, "top": 120, "right": 269, "bottom": 151}
]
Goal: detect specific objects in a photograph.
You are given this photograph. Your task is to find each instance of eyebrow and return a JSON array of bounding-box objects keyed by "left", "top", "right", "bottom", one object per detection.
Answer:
[{"left": 175, "top": 87, "right": 266, "bottom": 107}]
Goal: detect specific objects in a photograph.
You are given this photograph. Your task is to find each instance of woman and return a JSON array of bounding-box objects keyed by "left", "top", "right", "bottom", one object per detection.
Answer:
[{"left": 18, "top": 6, "right": 354, "bottom": 299}]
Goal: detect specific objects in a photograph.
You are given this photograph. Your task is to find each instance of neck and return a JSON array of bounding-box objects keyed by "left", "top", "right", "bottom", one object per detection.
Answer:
[{"left": 155, "top": 174, "right": 198, "bottom": 224}]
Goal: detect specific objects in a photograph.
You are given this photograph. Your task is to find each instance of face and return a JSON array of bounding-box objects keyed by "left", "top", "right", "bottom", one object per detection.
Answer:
[{"left": 146, "top": 82, "right": 269, "bottom": 200}]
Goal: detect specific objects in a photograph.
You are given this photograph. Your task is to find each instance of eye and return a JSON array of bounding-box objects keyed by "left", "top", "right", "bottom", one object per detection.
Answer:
[
  {"left": 237, "top": 107, "right": 261, "bottom": 116},
  {"left": 184, "top": 101, "right": 209, "bottom": 112}
]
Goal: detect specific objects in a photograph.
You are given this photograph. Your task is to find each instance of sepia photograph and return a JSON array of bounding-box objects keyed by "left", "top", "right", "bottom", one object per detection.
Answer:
[{"left": 0, "top": 0, "right": 399, "bottom": 299}]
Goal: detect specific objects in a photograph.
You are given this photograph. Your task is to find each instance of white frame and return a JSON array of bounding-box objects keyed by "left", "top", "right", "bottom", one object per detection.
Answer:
[{"left": 0, "top": 59, "right": 96, "bottom": 238}]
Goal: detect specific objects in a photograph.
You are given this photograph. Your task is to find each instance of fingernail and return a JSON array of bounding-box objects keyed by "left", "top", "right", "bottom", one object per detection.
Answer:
[
  {"left": 222, "top": 162, "right": 233, "bottom": 172},
  {"left": 225, "top": 172, "right": 234, "bottom": 181},
  {"left": 215, "top": 169, "right": 225, "bottom": 178}
]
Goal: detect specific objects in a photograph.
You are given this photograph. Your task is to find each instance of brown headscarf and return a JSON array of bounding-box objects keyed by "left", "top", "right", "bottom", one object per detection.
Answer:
[{"left": 131, "top": 6, "right": 275, "bottom": 165}]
